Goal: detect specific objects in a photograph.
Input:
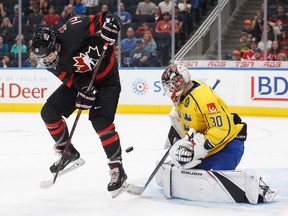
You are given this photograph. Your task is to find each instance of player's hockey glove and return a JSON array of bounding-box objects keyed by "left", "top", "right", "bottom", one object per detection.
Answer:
[
  {"left": 170, "top": 128, "right": 214, "bottom": 169},
  {"left": 75, "top": 86, "right": 96, "bottom": 110},
  {"left": 101, "top": 14, "right": 121, "bottom": 45},
  {"left": 169, "top": 128, "right": 196, "bottom": 167}
]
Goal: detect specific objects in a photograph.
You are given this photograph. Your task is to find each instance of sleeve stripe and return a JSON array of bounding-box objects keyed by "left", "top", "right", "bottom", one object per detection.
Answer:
[
  {"left": 89, "top": 15, "right": 95, "bottom": 36},
  {"left": 96, "top": 46, "right": 116, "bottom": 80}
]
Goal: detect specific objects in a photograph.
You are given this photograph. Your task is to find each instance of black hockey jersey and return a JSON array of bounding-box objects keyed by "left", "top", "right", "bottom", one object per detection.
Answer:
[{"left": 47, "top": 12, "right": 119, "bottom": 90}]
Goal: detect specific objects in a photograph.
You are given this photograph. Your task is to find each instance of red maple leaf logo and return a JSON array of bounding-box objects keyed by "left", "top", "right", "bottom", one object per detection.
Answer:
[
  {"left": 73, "top": 53, "right": 91, "bottom": 73},
  {"left": 73, "top": 46, "right": 100, "bottom": 73}
]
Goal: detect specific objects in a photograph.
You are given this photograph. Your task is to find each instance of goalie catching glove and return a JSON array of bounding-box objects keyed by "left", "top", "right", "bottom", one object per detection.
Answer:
[
  {"left": 75, "top": 86, "right": 96, "bottom": 110},
  {"left": 101, "top": 14, "right": 121, "bottom": 45},
  {"left": 169, "top": 128, "right": 215, "bottom": 169}
]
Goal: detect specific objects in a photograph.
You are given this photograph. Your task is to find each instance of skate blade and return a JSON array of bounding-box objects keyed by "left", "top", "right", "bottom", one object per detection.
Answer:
[
  {"left": 125, "top": 183, "right": 145, "bottom": 196},
  {"left": 40, "top": 158, "right": 85, "bottom": 189},
  {"left": 111, "top": 181, "right": 128, "bottom": 198}
]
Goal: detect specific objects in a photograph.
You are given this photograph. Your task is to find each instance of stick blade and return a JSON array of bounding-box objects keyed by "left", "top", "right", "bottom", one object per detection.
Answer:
[{"left": 125, "top": 183, "right": 145, "bottom": 196}]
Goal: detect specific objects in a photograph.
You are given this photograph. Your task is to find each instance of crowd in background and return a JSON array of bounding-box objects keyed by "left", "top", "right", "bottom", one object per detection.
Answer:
[
  {"left": 0, "top": 0, "right": 215, "bottom": 68},
  {"left": 232, "top": 1, "right": 288, "bottom": 61},
  {"left": 6, "top": 0, "right": 288, "bottom": 67}
]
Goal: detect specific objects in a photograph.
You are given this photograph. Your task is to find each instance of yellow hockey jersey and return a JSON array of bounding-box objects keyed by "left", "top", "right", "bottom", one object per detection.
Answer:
[{"left": 175, "top": 80, "right": 243, "bottom": 157}]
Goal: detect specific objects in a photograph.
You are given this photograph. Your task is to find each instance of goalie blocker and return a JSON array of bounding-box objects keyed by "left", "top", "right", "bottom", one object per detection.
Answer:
[{"left": 156, "top": 163, "right": 277, "bottom": 204}]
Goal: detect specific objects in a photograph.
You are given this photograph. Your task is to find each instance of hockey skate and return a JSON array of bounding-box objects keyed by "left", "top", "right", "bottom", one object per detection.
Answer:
[
  {"left": 258, "top": 185, "right": 278, "bottom": 203},
  {"left": 258, "top": 178, "right": 278, "bottom": 203},
  {"left": 40, "top": 144, "right": 85, "bottom": 189},
  {"left": 50, "top": 144, "right": 82, "bottom": 173},
  {"left": 108, "top": 160, "right": 128, "bottom": 198}
]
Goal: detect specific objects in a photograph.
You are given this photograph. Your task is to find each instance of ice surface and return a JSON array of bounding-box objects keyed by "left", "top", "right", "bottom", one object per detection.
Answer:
[{"left": 0, "top": 113, "right": 287, "bottom": 216}]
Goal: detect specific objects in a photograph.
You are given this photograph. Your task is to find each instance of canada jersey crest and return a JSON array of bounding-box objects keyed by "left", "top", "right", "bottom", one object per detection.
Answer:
[{"left": 73, "top": 46, "right": 100, "bottom": 73}]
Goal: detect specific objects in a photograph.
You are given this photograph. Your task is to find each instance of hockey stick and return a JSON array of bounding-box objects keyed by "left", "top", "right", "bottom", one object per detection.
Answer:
[
  {"left": 212, "top": 79, "right": 221, "bottom": 90},
  {"left": 53, "top": 42, "right": 109, "bottom": 184},
  {"left": 125, "top": 79, "right": 221, "bottom": 196}
]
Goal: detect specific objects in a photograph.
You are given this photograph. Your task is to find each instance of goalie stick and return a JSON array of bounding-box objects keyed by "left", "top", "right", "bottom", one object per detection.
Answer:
[
  {"left": 52, "top": 42, "right": 109, "bottom": 185},
  {"left": 125, "top": 78, "right": 221, "bottom": 196}
]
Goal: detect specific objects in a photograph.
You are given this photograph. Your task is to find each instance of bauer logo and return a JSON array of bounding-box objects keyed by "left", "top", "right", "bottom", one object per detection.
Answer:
[
  {"left": 132, "top": 78, "right": 149, "bottom": 95},
  {"left": 251, "top": 76, "right": 288, "bottom": 101}
]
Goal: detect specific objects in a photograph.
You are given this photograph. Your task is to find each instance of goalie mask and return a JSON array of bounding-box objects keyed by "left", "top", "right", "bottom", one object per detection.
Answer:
[
  {"left": 32, "top": 27, "right": 59, "bottom": 68},
  {"left": 161, "top": 64, "right": 191, "bottom": 106}
]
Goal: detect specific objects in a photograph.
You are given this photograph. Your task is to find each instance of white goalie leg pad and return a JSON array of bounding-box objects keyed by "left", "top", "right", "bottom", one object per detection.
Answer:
[{"left": 156, "top": 163, "right": 275, "bottom": 204}]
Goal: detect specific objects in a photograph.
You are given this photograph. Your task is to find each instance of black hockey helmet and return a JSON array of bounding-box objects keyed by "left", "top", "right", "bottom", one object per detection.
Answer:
[{"left": 32, "top": 27, "right": 59, "bottom": 68}]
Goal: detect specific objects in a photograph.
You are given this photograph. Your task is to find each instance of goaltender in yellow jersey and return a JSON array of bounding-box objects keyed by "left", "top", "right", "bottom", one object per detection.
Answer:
[
  {"left": 161, "top": 64, "right": 247, "bottom": 170},
  {"left": 175, "top": 80, "right": 244, "bottom": 157}
]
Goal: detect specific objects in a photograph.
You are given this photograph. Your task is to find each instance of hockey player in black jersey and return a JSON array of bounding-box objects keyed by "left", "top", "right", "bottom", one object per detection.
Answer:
[{"left": 32, "top": 12, "right": 127, "bottom": 194}]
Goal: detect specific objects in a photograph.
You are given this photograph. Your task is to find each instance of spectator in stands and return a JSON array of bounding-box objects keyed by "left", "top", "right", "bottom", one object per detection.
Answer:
[
  {"left": 136, "top": 0, "right": 156, "bottom": 15},
  {"left": 143, "top": 32, "right": 159, "bottom": 66},
  {"left": 40, "top": 1, "right": 49, "bottom": 15},
  {"left": 113, "top": 2, "right": 131, "bottom": 26},
  {"left": 23, "top": 52, "right": 39, "bottom": 67},
  {"left": 98, "top": 0, "right": 114, "bottom": 11},
  {"left": 278, "top": 30, "right": 288, "bottom": 49},
  {"left": 158, "top": 0, "right": 172, "bottom": 14},
  {"left": 267, "top": 40, "right": 283, "bottom": 61},
  {"left": 243, "top": 19, "right": 261, "bottom": 43},
  {"left": 1, "top": 53, "right": 17, "bottom": 68},
  {"left": 268, "top": 4, "right": 288, "bottom": 36},
  {"left": 24, "top": 0, "right": 37, "bottom": 16},
  {"left": 26, "top": 3, "right": 44, "bottom": 27},
  {"left": 27, "top": 39, "right": 33, "bottom": 53},
  {"left": 280, "top": 41, "right": 288, "bottom": 57},
  {"left": 0, "top": 17, "right": 16, "bottom": 45},
  {"left": 61, "top": 4, "right": 76, "bottom": 24},
  {"left": 155, "top": 12, "right": 179, "bottom": 33},
  {"left": 178, "top": 0, "right": 191, "bottom": 13},
  {"left": 143, "top": 32, "right": 157, "bottom": 53},
  {"left": 121, "top": 27, "right": 137, "bottom": 53},
  {"left": 136, "top": 22, "right": 154, "bottom": 36},
  {"left": 266, "top": 23, "right": 275, "bottom": 41},
  {"left": 252, "top": 10, "right": 264, "bottom": 39},
  {"left": 0, "top": 35, "right": 9, "bottom": 54},
  {"left": 236, "top": 31, "right": 251, "bottom": 55},
  {"left": 73, "top": 0, "right": 87, "bottom": 15},
  {"left": 0, "top": 2, "right": 8, "bottom": 24},
  {"left": 10, "top": 34, "right": 27, "bottom": 57},
  {"left": 101, "top": 3, "right": 109, "bottom": 13},
  {"left": 9, "top": 4, "right": 26, "bottom": 27},
  {"left": 258, "top": 31, "right": 273, "bottom": 52},
  {"left": 153, "top": 6, "right": 163, "bottom": 23},
  {"left": 191, "top": 0, "right": 201, "bottom": 25},
  {"left": 130, "top": 38, "right": 151, "bottom": 67},
  {"left": 250, "top": 47, "right": 264, "bottom": 61},
  {"left": 241, "top": 37, "right": 259, "bottom": 60},
  {"left": 231, "top": 50, "right": 241, "bottom": 61},
  {"left": 42, "top": 5, "right": 61, "bottom": 26},
  {"left": 81, "top": 0, "right": 99, "bottom": 14},
  {"left": 174, "top": 5, "right": 185, "bottom": 44},
  {"left": 277, "top": 52, "right": 287, "bottom": 61},
  {"left": 178, "top": 0, "right": 193, "bottom": 35}
]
